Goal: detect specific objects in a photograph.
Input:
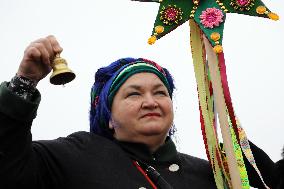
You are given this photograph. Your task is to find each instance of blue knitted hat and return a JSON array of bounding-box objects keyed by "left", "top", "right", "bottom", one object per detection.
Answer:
[{"left": 89, "top": 57, "right": 175, "bottom": 138}]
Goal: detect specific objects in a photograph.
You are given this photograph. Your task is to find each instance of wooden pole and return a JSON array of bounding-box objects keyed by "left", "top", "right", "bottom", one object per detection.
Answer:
[{"left": 203, "top": 36, "right": 243, "bottom": 189}]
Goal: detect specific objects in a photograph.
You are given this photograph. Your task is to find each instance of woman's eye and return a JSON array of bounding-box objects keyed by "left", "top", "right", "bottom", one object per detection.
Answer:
[
  {"left": 127, "top": 92, "right": 140, "bottom": 97},
  {"left": 155, "top": 91, "right": 167, "bottom": 96}
]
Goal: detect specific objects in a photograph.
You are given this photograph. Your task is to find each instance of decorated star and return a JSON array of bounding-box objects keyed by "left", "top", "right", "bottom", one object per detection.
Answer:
[
  {"left": 131, "top": 1, "right": 279, "bottom": 188},
  {"left": 132, "top": 0, "right": 279, "bottom": 53}
]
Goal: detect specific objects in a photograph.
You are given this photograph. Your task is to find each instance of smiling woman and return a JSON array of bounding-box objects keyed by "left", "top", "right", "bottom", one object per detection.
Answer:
[{"left": 0, "top": 36, "right": 282, "bottom": 189}]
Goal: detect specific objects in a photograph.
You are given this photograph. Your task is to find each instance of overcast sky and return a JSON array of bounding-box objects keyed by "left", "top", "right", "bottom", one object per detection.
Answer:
[{"left": 0, "top": 0, "right": 283, "bottom": 161}]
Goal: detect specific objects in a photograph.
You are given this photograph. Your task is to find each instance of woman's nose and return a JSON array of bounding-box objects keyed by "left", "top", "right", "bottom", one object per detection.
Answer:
[{"left": 141, "top": 94, "right": 158, "bottom": 109}]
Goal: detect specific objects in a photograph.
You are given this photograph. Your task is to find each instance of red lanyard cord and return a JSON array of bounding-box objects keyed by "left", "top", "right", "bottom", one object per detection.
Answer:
[{"left": 133, "top": 160, "right": 158, "bottom": 189}]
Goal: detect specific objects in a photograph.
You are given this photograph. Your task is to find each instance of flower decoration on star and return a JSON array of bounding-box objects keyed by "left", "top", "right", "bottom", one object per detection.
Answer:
[
  {"left": 200, "top": 7, "right": 224, "bottom": 28},
  {"left": 132, "top": 0, "right": 279, "bottom": 51},
  {"left": 160, "top": 5, "right": 183, "bottom": 25},
  {"left": 230, "top": 0, "right": 255, "bottom": 11}
]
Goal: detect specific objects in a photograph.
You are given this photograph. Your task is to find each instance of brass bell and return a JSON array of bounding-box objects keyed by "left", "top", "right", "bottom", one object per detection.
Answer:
[{"left": 50, "top": 54, "right": 76, "bottom": 85}]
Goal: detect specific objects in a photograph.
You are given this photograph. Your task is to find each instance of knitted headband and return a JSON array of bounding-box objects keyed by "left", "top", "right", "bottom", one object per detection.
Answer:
[
  {"left": 108, "top": 62, "right": 172, "bottom": 106},
  {"left": 90, "top": 58, "right": 175, "bottom": 138}
]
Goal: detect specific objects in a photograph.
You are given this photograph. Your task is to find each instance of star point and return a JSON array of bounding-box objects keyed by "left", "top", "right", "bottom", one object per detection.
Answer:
[{"left": 132, "top": 0, "right": 279, "bottom": 49}]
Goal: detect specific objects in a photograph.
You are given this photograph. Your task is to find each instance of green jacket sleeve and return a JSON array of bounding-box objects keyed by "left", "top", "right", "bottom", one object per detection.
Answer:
[{"left": 0, "top": 81, "right": 44, "bottom": 187}]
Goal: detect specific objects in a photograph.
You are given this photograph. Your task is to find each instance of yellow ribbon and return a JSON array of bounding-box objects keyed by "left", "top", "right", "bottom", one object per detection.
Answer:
[{"left": 189, "top": 20, "right": 229, "bottom": 189}]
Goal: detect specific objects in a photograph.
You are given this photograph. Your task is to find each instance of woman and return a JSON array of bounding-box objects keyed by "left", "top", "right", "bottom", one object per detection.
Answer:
[{"left": 0, "top": 36, "right": 280, "bottom": 188}]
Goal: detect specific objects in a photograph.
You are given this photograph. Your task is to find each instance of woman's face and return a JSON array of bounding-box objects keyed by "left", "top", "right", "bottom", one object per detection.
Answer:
[{"left": 110, "top": 72, "right": 173, "bottom": 146}]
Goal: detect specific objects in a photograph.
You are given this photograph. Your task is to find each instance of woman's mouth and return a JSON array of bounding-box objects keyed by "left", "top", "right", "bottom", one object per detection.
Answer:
[{"left": 142, "top": 113, "right": 161, "bottom": 118}]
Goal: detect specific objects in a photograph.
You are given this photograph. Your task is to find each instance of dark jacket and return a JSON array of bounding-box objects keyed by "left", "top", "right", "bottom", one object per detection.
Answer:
[
  {"left": 276, "top": 150, "right": 284, "bottom": 189},
  {"left": 0, "top": 82, "right": 280, "bottom": 189}
]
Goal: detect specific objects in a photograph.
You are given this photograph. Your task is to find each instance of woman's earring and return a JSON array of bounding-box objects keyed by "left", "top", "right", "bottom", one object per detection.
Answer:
[
  {"left": 109, "top": 118, "right": 119, "bottom": 129},
  {"left": 109, "top": 120, "right": 114, "bottom": 129}
]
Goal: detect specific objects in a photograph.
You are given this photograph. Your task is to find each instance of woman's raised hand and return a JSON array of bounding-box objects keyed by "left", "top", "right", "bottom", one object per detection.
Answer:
[{"left": 17, "top": 35, "right": 63, "bottom": 83}]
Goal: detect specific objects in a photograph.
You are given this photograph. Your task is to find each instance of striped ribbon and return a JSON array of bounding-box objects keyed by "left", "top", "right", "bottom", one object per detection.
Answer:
[
  {"left": 189, "top": 20, "right": 230, "bottom": 189},
  {"left": 189, "top": 19, "right": 265, "bottom": 189},
  {"left": 236, "top": 120, "right": 270, "bottom": 189}
]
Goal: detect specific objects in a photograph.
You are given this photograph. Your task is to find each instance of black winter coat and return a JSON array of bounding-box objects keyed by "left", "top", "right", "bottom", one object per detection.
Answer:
[{"left": 0, "top": 82, "right": 280, "bottom": 189}]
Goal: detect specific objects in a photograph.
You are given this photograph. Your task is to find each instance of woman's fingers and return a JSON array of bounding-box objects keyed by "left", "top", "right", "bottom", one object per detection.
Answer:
[
  {"left": 47, "top": 35, "right": 63, "bottom": 55},
  {"left": 24, "top": 46, "right": 41, "bottom": 62},
  {"left": 28, "top": 36, "right": 63, "bottom": 66},
  {"left": 29, "top": 42, "right": 51, "bottom": 66},
  {"left": 18, "top": 35, "right": 64, "bottom": 82}
]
